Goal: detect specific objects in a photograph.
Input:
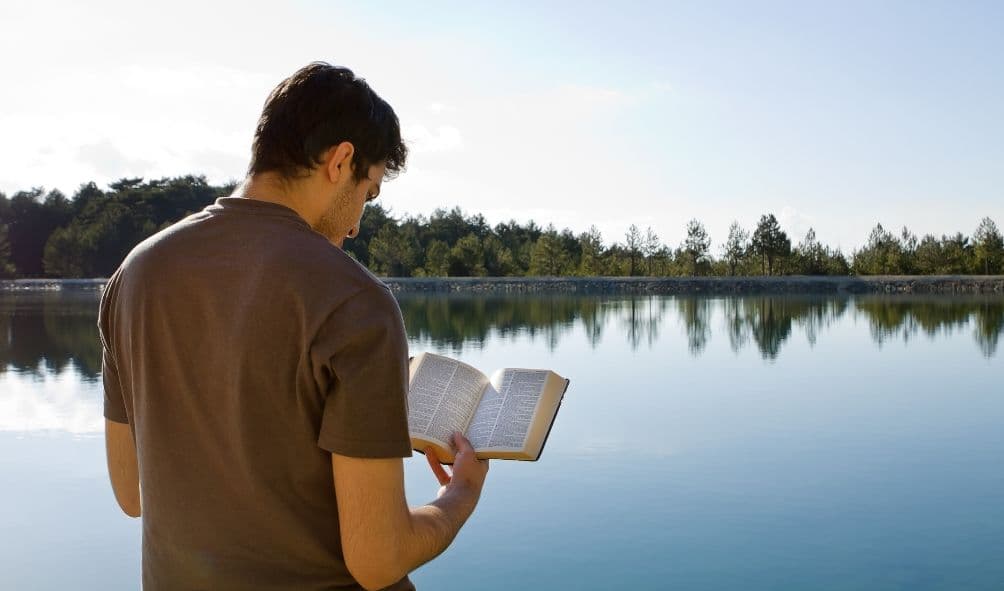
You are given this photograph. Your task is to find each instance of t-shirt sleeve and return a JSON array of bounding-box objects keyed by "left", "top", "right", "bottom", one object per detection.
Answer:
[
  {"left": 98, "top": 272, "right": 129, "bottom": 424},
  {"left": 312, "top": 284, "right": 412, "bottom": 458},
  {"left": 101, "top": 348, "right": 129, "bottom": 424}
]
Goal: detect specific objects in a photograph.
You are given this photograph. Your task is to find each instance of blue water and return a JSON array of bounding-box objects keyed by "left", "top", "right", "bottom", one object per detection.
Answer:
[{"left": 1, "top": 293, "right": 1002, "bottom": 590}]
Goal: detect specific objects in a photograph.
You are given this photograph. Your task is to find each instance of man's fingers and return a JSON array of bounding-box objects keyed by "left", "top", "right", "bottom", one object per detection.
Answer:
[
  {"left": 425, "top": 447, "right": 451, "bottom": 486},
  {"left": 451, "top": 432, "right": 475, "bottom": 455}
]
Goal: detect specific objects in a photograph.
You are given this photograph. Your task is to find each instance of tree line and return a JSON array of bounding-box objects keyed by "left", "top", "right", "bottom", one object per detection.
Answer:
[{"left": 1, "top": 176, "right": 1002, "bottom": 278}]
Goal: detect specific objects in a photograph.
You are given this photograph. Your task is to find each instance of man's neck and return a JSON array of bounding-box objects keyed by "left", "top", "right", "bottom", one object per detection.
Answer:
[{"left": 235, "top": 173, "right": 318, "bottom": 227}]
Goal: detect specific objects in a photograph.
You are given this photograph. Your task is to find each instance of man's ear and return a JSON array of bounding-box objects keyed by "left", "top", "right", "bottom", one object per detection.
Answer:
[{"left": 323, "top": 141, "right": 355, "bottom": 183}]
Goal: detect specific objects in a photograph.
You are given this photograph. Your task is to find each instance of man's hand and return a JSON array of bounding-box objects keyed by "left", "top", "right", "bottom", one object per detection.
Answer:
[
  {"left": 425, "top": 432, "right": 490, "bottom": 501},
  {"left": 332, "top": 432, "right": 489, "bottom": 590}
]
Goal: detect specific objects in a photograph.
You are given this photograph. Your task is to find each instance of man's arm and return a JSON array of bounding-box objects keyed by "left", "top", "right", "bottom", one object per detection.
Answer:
[
  {"left": 331, "top": 433, "right": 488, "bottom": 591},
  {"left": 105, "top": 419, "right": 141, "bottom": 518}
]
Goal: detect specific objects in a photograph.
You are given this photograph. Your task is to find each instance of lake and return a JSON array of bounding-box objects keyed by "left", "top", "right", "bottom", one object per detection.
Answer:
[{"left": 1, "top": 290, "right": 1002, "bottom": 590}]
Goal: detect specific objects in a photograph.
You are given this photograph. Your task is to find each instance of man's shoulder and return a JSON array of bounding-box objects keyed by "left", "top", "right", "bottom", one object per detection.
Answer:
[
  {"left": 105, "top": 207, "right": 394, "bottom": 310},
  {"left": 320, "top": 257, "right": 400, "bottom": 324},
  {"left": 114, "top": 209, "right": 213, "bottom": 273},
  {"left": 329, "top": 252, "right": 394, "bottom": 296}
]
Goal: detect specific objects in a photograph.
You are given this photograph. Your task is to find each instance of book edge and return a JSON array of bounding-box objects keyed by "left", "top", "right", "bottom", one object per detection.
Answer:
[{"left": 531, "top": 377, "right": 569, "bottom": 461}]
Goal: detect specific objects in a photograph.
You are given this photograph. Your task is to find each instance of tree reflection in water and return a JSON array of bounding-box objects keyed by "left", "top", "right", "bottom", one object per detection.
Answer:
[
  {"left": 855, "top": 296, "right": 1004, "bottom": 357},
  {"left": 399, "top": 294, "right": 1001, "bottom": 359},
  {"left": 974, "top": 302, "right": 1003, "bottom": 357},
  {"left": 717, "top": 297, "right": 849, "bottom": 360},
  {"left": 677, "top": 298, "right": 712, "bottom": 356},
  {"left": 1, "top": 293, "right": 1002, "bottom": 382},
  {"left": 397, "top": 294, "right": 605, "bottom": 353},
  {"left": 0, "top": 291, "right": 103, "bottom": 381},
  {"left": 622, "top": 297, "right": 667, "bottom": 351}
]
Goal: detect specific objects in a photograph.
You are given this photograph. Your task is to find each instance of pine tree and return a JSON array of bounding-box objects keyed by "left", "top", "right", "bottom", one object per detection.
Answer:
[
  {"left": 529, "top": 225, "right": 570, "bottom": 276},
  {"left": 750, "top": 214, "right": 790, "bottom": 275},
  {"left": 577, "top": 226, "right": 604, "bottom": 276},
  {"left": 722, "top": 221, "right": 749, "bottom": 276},
  {"left": 624, "top": 225, "right": 643, "bottom": 276},
  {"left": 974, "top": 217, "right": 1004, "bottom": 274},
  {"left": 423, "top": 240, "right": 450, "bottom": 276},
  {"left": 682, "top": 219, "right": 711, "bottom": 276},
  {"left": 448, "top": 233, "right": 487, "bottom": 276},
  {"left": 369, "top": 224, "right": 419, "bottom": 276},
  {"left": 642, "top": 227, "right": 661, "bottom": 275},
  {"left": 854, "top": 223, "right": 903, "bottom": 275},
  {"left": 795, "top": 228, "right": 826, "bottom": 275}
]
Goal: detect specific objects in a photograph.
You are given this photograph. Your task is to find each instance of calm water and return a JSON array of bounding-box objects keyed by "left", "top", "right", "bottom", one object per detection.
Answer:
[{"left": 1, "top": 291, "right": 1002, "bottom": 590}]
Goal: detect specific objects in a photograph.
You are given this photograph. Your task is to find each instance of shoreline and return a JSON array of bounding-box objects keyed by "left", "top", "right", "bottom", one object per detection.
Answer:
[{"left": 3, "top": 276, "right": 1004, "bottom": 295}]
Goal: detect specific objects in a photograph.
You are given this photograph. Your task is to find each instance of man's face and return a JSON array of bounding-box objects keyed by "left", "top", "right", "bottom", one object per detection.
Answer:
[{"left": 315, "top": 161, "right": 386, "bottom": 247}]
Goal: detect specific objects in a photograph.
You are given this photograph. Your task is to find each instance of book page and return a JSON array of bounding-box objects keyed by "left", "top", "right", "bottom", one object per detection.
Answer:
[
  {"left": 407, "top": 353, "right": 489, "bottom": 446},
  {"left": 471, "top": 369, "right": 550, "bottom": 450},
  {"left": 465, "top": 383, "right": 504, "bottom": 449}
]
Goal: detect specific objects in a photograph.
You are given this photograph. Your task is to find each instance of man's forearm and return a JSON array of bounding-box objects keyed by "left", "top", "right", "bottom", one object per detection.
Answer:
[{"left": 400, "top": 485, "right": 480, "bottom": 572}]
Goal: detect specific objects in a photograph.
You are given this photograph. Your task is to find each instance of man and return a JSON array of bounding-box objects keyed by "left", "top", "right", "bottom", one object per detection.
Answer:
[{"left": 100, "top": 62, "right": 489, "bottom": 590}]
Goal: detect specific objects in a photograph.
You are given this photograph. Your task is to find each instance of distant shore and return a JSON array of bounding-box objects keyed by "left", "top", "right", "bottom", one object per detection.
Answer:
[{"left": 3, "top": 276, "right": 1004, "bottom": 295}]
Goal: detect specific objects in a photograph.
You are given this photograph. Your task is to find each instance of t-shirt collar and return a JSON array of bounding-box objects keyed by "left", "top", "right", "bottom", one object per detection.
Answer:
[{"left": 209, "top": 197, "right": 311, "bottom": 229}]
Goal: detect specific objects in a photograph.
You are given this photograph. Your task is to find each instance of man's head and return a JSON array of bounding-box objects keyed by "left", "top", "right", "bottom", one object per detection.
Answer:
[{"left": 247, "top": 62, "right": 407, "bottom": 245}]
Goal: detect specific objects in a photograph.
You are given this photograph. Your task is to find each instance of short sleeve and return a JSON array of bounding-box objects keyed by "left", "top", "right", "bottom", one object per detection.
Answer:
[
  {"left": 312, "top": 285, "right": 412, "bottom": 458},
  {"left": 98, "top": 271, "right": 129, "bottom": 424},
  {"left": 102, "top": 348, "right": 129, "bottom": 424}
]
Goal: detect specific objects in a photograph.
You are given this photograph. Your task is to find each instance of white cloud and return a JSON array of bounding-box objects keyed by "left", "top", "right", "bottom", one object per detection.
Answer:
[
  {"left": 0, "top": 61, "right": 264, "bottom": 193},
  {"left": 77, "top": 140, "right": 154, "bottom": 178},
  {"left": 779, "top": 206, "right": 816, "bottom": 243},
  {"left": 403, "top": 124, "right": 465, "bottom": 154}
]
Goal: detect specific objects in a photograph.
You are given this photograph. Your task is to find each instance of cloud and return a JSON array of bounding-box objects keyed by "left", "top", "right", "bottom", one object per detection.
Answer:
[
  {"left": 188, "top": 148, "right": 248, "bottom": 181},
  {"left": 0, "top": 178, "right": 18, "bottom": 195},
  {"left": 403, "top": 124, "right": 464, "bottom": 154},
  {"left": 76, "top": 139, "right": 153, "bottom": 178},
  {"left": 779, "top": 206, "right": 816, "bottom": 242}
]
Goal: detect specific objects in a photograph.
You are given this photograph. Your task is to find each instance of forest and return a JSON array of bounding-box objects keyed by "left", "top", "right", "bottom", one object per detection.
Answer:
[{"left": 1, "top": 176, "right": 1002, "bottom": 279}]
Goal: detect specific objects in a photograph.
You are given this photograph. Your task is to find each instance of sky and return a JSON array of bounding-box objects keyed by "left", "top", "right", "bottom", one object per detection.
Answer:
[{"left": 1, "top": 0, "right": 1002, "bottom": 252}]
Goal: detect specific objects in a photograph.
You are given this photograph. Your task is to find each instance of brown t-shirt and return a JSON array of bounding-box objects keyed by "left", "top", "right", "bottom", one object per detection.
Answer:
[{"left": 99, "top": 196, "right": 415, "bottom": 591}]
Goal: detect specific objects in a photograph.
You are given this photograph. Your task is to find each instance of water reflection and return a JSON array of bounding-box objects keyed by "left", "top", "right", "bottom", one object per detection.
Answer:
[
  {"left": 720, "top": 297, "right": 849, "bottom": 359},
  {"left": 974, "top": 302, "right": 1004, "bottom": 358},
  {"left": 0, "top": 292, "right": 103, "bottom": 381},
  {"left": 678, "top": 298, "right": 711, "bottom": 355},
  {"left": 2, "top": 293, "right": 1002, "bottom": 390},
  {"left": 398, "top": 295, "right": 608, "bottom": 352},
  {"left": 400, "top": 294, "right": 1002, "bottom": 359},
  {"left": 622, "top": 297, "right": 668, "bottom": 352},
  {"left": 854, "top": 297, "right": 1004, "bottom": 357}
]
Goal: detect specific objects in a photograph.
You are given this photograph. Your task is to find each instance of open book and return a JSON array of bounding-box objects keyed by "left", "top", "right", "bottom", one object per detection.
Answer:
[{"left": 407, "top": 352, "right": 569, "bottom": 462}]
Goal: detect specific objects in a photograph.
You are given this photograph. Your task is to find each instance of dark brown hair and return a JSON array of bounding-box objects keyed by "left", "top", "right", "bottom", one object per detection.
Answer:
[{"left": 248, "top": 62, "right": 407, "bottom": 182}]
